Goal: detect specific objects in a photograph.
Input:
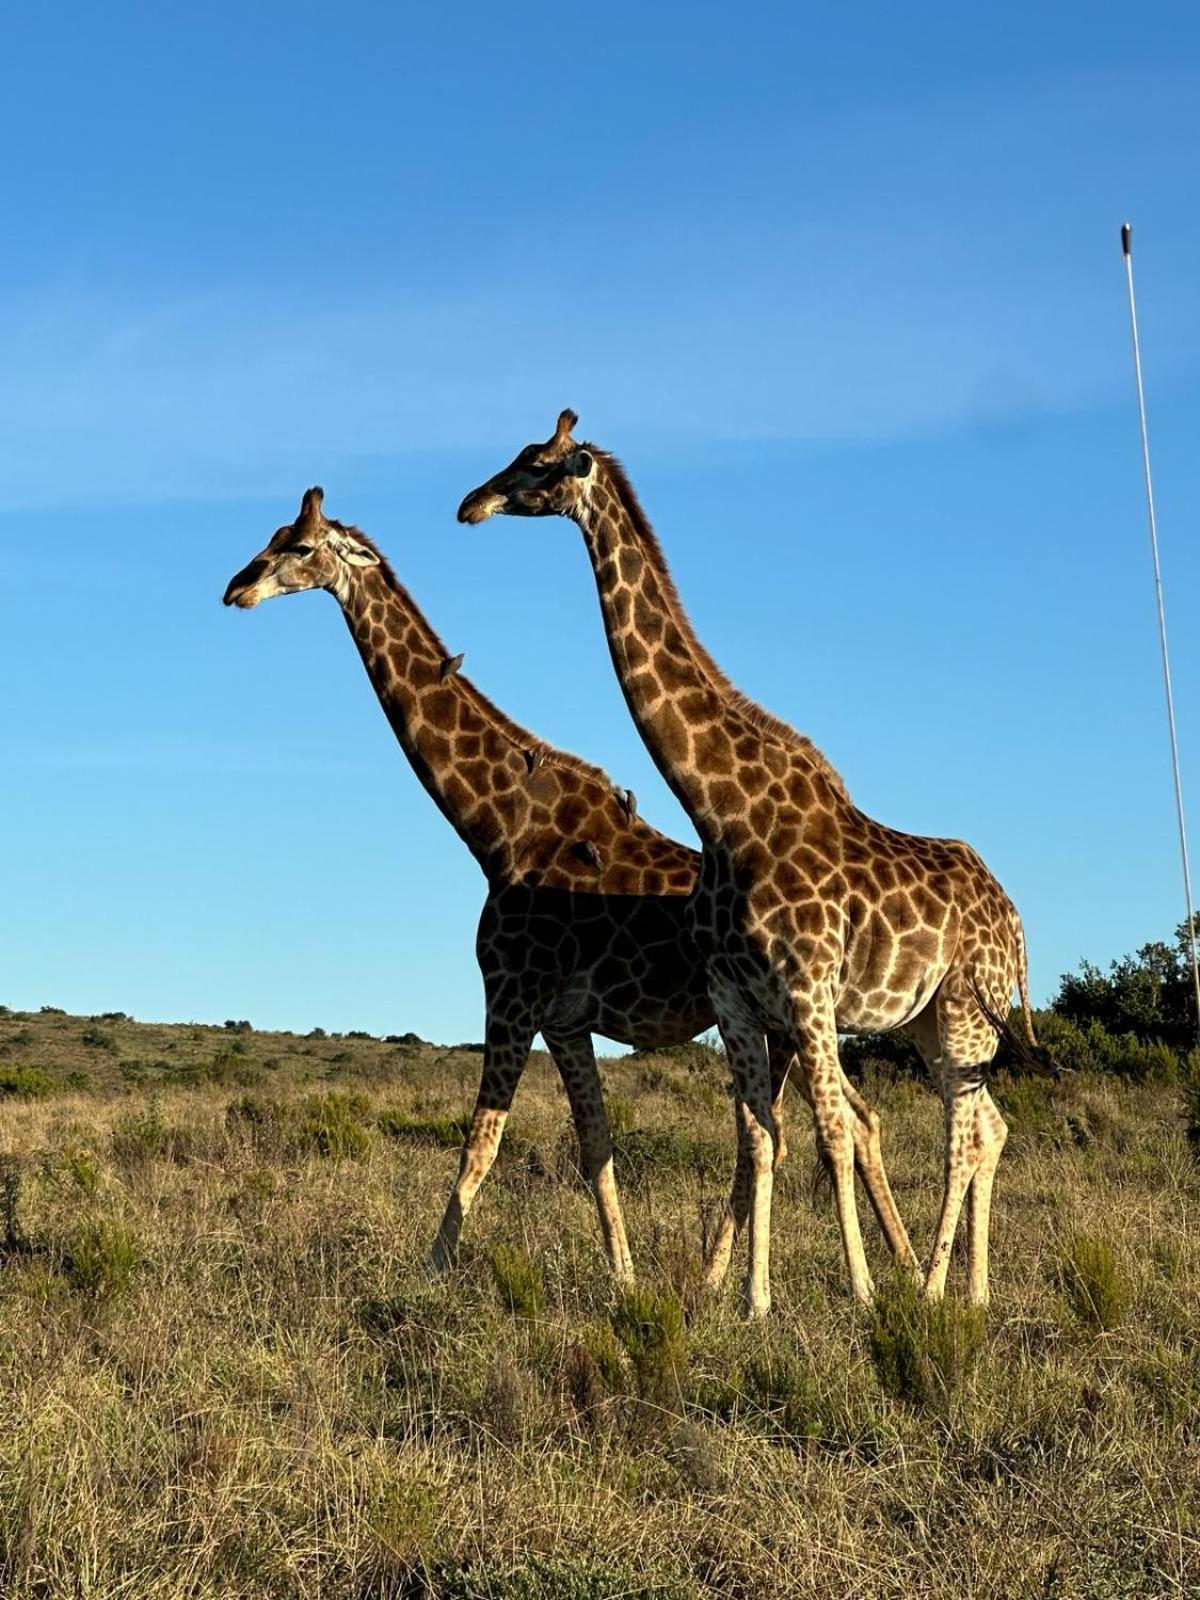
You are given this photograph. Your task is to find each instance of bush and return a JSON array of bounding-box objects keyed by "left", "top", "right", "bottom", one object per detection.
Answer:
[
  {"left": 491, "top": 1243, "right": 544, "bottom": 1319},
  {"left": 423, "top": 1556, "right": 695, "bottom": 1600},
  {"left": 744, "top": 1350, "right": 822, "bottom": 1440},
  {"left": 867, "top": 1275, "right": 987, "bottom": 1412},
  {"left": 1182, "top": 1050, "right": 1200, "bottom": 1158},
  {"left": 840, "top": 1030, "right": 925, "bottom": 1082},
  {"left": 605, "top": 1091, "right": 638, "bottom": 1134},
  {"left": 1059, "top": 1234, "right": 1131, "bottom": 1333},
  {"left": 613, "top": 1126, "right": 725, "bottom": 1190},
  {"left": 0, "top": 1065, "right": 55, "bottom": 1099},
  {"left": 610, "top": 1285, "right": 687, "bottom": 1404},
  {"left": 65, "top": 1220, "right": 140, "bottom": 1300},
  {"left": 79, "top": 1028, "right": 116, "bottom": 1052},
  {"left": 110, "top": 1105, "right": 181, "bottom": 1166},
  {"left": 377, "top": 1110, "right": 470, "bottom": 1147},
  {"left": 296, "top": 1092, "right": 372, "bottom": 1158}
]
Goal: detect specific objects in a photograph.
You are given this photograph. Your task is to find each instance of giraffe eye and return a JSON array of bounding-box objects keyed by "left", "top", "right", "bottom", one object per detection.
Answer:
[{"left": 291, "top": 543, "right": 314, "bottom": 557}]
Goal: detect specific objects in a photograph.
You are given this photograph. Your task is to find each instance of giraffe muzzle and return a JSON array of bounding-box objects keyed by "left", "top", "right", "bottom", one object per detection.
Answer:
[
  {"left": 223, "top": 557, "right": 270, "bottom": 608},
  {"left": 456, "top": 488, "right": 506, "bottom": 525}
]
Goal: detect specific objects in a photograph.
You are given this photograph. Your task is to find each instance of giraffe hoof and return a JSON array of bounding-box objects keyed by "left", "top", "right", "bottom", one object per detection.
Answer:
[{"left": 427, "top": 1243, "right": 455, "bottom": 1277}]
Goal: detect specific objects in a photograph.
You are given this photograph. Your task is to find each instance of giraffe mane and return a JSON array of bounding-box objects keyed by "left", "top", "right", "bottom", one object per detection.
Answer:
[
  {"left": 341, "top": 522, "right": 626, "bottom": 798},
  {"left": 587, "top": 449, "right": 850, "bottom": 802}
]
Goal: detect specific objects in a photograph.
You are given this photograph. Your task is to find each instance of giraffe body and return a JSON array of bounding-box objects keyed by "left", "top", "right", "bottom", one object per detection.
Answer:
[{"left": 458, "top": 413, "right": 1034, "bottom": 1309}]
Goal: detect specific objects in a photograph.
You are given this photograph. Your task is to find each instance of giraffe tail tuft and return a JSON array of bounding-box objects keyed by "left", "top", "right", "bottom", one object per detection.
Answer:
[{"left": 969, "top": 924, "right": 1060, "bottom": 1078}]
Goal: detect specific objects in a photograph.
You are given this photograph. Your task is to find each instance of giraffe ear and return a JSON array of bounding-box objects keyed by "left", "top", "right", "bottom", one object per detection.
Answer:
[
  {"left": 329, "top": 529, "right": 380, "bottom": 568},
  {"left": 563, "top": 449, "right": 593, "bottom": 478}
]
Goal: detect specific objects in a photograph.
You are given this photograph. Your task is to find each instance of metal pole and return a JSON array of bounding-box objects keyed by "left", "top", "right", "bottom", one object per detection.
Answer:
[{"left": 1120, "top": 222, "right": 1200, "bottom": 1040}]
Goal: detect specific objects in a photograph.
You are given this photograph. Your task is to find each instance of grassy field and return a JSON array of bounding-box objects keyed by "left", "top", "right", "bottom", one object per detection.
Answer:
[{"left": 1, "top": 1004, "right": 1198, "bottom": 1598}]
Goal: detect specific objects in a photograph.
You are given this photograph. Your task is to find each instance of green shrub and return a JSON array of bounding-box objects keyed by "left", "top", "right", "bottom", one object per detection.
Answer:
[
  {"left": 563, "top": 1323, "right": 628, "bottom": 1421},
  {"left": 1059, "top": 1234, "right": 1131, "bottom": 1332},
  {"left": 1181, "top": 1050, "right": 1200, "bottom": 1159},
  {"left": 1, "top": 1156, "right": 22, "bottom": 1248},
  {"left": 369, "top": 1475, "right": 440, "bottom": 1565},
  {"left": 604, "top": 1091, "right": 638, "bottom": 1134},
  {"left": 225, "top": 1092, "right": 287, "bottom": 1149},
  {"left": 79, "top": 1028, "right": 116, "bottom": 1052},
  {"left": 110, "top": 1104, "right": 187, "bottom": 1166},
  {"left": 744, "top": 1350, "right": 822, "bottom": 1440},
  {"left": 425, "top": 1556, "right": 695, "bottom": 1600},
  {"left": 164, "top": 1047, "right": 259, "bottom": 1088},
  {"left": 995, "top": 1074, "right": 1063, "bottom": 1149},
  {"left": 613, "top": 1126, "right": 725, "bottom": 1190},
  {"left": 65, "top": 1220, "right": 140, "bottom": 1300},
  {"left": 867, "top": 1275, "right": 987, "bottom": 1412},
  {"left": 610, "top": 1284, "right": 687, "bottom": 1404},
  {"left": 377, "top": 1109, "right": 470, "bottom": 1147},
  {"left": 491, "top": 1243, "right": 544, "bottom": 1319},
  {"left": 0, "top": 1064, "right": 55, "bottom": 1099},
  {"left": 296, "top": 1091, "right": 371, "bottom": 1158},
  {"left": 66, "top": 1150, "right": 101, "bottom": 1195}
]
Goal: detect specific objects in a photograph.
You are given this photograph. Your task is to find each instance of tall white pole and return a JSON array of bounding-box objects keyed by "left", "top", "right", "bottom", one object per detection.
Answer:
[{"left": 1121, "top": 222, "right": 1200, "bottom": 1040}]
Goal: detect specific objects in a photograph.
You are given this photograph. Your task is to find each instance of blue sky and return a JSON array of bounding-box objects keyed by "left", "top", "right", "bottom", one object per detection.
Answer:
[{"left": 2, "top": 3, "right": 1198, "bottom": 1039}]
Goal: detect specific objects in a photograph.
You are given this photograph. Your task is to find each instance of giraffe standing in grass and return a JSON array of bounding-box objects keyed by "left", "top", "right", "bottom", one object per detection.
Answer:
[
  {"left": 224, "top": 488, "right": 915, "bottom": 1281},
  {"left": 459, "top": 412, "right": 1037, "bottom": 1311}
]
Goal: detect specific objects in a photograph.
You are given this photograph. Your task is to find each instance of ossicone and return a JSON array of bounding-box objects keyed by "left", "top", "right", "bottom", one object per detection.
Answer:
[
  {"left": 299, "top": 485, "right": 325, "bottom": 521},
  {"left": 552, "top": 409, "right": 579, "bottom": 448}
]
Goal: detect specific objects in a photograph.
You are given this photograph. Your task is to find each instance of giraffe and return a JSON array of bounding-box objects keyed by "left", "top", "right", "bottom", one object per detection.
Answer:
[
  {"left": 222, "top": 488, "right": 916, "bottom": 1283},
  {"left": 458, "top": 411, "right": 1038, "bottom": 1312}
]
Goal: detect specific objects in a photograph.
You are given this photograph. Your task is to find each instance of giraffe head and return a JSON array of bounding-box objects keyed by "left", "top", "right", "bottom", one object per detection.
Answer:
[
  {"left": 456, "top": 409, "right": 595, "bottom": 524},
  {"left": 222, "top": 487, "right": 381, "bottom": 608}
]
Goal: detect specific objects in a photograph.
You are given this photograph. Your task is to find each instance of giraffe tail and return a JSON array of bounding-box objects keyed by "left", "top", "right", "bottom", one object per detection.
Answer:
[
  {"left": 1013, "top": 913, "right": 1040, "bottom": 1053},
  {"left": 969, "top": 919, "right": 1059, "bottom": 1078}
]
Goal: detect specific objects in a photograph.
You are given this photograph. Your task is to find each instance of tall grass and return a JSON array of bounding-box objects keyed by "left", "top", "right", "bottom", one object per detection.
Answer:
[{"left": 0, "top": 1011, "right": 1197, "bottom": 1596}]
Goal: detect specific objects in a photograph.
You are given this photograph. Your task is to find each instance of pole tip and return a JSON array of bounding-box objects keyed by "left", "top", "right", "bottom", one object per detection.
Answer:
[{"left": 1121, "top": 222, "right": 1132, "bottom": 256}]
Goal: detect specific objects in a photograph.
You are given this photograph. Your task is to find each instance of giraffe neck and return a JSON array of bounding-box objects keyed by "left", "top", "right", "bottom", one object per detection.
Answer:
[
  {"left": 338, "top": 566, "right": 533, "bottom": 878},
  {"left": 572, "top": 463, "right": 762, "bottom": 841}
]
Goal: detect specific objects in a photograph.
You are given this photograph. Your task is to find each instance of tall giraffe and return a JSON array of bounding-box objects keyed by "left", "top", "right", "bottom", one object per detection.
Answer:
[
  {"left": 223, "top": 488, "right": 915, "bottom": 1282},
  {"left": 458, "top": 412, "right": 1037, "bottom": 1311}
]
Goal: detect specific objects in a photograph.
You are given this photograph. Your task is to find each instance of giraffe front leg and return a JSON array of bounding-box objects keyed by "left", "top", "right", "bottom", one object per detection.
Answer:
[
  {"left": 704, "top": 1031, "right": 789, "bottom": 1293},
  {"left": 544, "top": 1030, "right": 634, "bottom": 1282},
  {"left": 428, "top": 1015, "right": 533, "bottom": 1273}
]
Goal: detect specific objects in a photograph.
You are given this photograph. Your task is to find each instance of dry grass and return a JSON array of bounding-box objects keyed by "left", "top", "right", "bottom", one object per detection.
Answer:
[{"left": 1, "top": 1006, "right": 1199, "bottom": 1597}]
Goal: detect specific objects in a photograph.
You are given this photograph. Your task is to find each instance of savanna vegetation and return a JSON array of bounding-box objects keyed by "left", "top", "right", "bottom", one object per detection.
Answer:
[{"left": 0, "top": 925, "right": 1198, "bottom": 1598}]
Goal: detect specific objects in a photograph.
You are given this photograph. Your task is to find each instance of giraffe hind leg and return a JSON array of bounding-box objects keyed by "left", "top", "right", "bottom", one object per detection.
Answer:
[
  {"left": 544, "top": 1030, "right": 634, "bottom": 1281},
  {"left": 907, "top": 997, "right": 1006, "bottom": 1303},
  {"left": 704, "top": 1031, "right": 790, "bottom": 1293},
  {"left": 839, "top": 1067, "right": 919, "bottom": 1271}
]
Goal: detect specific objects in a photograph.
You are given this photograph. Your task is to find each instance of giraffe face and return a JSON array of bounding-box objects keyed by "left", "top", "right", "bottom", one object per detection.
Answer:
[
  {"left": 457, "top": 408, "right": 595, "bottom": 525},
  {"left": 222, "top": 487, "right": 380, "bottom": 609}
]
